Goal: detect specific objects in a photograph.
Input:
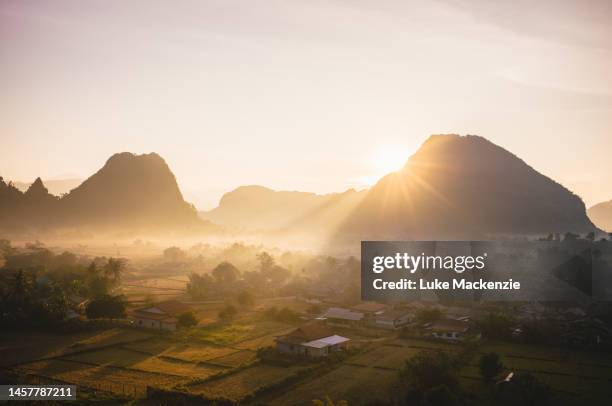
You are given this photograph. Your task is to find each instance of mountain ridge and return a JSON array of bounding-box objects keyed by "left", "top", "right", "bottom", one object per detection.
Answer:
[
  {"left": 333, "top": 134, "right": 598, "bottom": 241},
  {"left": 0, "top": 152, "right": 208, "bottom": 235}
]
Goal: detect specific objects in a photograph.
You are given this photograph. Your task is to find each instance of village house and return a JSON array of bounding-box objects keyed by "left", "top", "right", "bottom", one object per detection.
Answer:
[
  {"left": 321, "top": 307, "right": 364, "bottom": 327},
  {"left": 351, "top": 302, "right": 387, "bottom": 317},
  {"left": 131, "top": 300, "right": 190, "bottom": 331},
  {"left": 428, "top": 318, "right": 470, "bottom": 341},
  {"left": 371, "top": 309, "right": 413, "bottom": 330},
  {"left": 276, "top": 324, "right": 350, "bottom": 357}
]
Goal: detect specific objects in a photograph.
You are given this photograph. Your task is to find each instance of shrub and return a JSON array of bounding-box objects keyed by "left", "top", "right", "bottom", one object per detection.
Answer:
[
  {"left": 177, "top": 311, "right": 198, "bottom": 328},
  {"left": 479, "top": 352, "right": 503, "bottom": 381}
]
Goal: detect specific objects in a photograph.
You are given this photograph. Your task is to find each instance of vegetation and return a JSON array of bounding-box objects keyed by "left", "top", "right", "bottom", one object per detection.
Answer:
[
  {"left": 85, "top": 295, "right": 127, "bottom": 319},
  {"left": 177, "top": 311, "right": 198, "bottom": 328},
  {"left": 497, "top": 373, "right": 555, "bottom": 406},
  {"left": 479, "top": 352, "right": 503, "bottom": 382},
  {"left": 264, "top": 306, "right": 301, "bottom": 323},
  {"left": 478, "top": 313, "right": 514, "bottom": 340},
  {"left": 400, "top": 351, "right": 457, "bottom": 392},
  {"left": 218, "top": 304, "right": 238, "bottom": 321},
  {"left": 237, "top": 290, "right": 255, "bottom": 309}
]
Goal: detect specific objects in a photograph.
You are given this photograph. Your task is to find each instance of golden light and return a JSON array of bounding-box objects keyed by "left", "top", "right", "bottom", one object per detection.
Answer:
[{"left": 365, "top": 144, "right": 412, "bottom": 185}]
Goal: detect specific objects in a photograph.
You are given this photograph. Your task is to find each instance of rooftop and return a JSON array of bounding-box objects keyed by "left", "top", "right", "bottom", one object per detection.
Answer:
[
  {"left": 323, "top": 307, "right": 364, "bottom": 321},
  {"left": 351, "top": 302, "right": 387, "bottom": 313},
  {"left": 279, "top": 323, "right": 335, "bottom": 344}
]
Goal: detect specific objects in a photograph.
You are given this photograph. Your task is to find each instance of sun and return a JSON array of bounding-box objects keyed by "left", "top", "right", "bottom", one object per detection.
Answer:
[{"left": 370, "top": 144, "right": 410, "bottom": 177}]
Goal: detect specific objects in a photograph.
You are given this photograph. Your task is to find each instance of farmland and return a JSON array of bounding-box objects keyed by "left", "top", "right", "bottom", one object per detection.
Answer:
[
  {"left": 4, "top": 295, "right": 612, "bottom": 406},
  {"left": 459, "top": 341, "right": 612, "bottom": 404}
]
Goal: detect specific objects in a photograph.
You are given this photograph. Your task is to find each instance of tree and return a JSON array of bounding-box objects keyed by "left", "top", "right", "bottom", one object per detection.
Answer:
[
  {"left": 479, "top": 352, "right": 503, "bottom": 382},
  {"left": 237, "top": 290, "right": 255, "bottom": 309},
  {"left": 163, "top": 246, "right": 186, "bottom": 262},
  {"left": 177, "top": 311, "right": 198, "bottom": 328},
  {"left": 187, "top": 272, "right": 215, "bottom": 300},
  {"left": 211, "top": 261, "right": 240, "bottom": 285},
  {"left": 478, "top": 313, "right": 513, "bottom": 340},
  {"left": 422, "top": 385, "right": 457, "bottom": 406},
  {"left": 400, "top": 351, "right": 456, "bottom": 391},
  {"left": 86, "top": 295, "right": 126, "bottom": 319},
  {"left": 218, "top": 304, "right": 238, "bottom": 321},
  {"left": 103, "top": 258, "right": 125, "bottom": 284},
  {"left": 257, "top": 251, "right": 275, "bottom": 272}
]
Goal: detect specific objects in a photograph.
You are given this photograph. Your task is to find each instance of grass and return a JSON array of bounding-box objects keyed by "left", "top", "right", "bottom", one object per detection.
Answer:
[
  {"left": 68, "top": 328, "right": 153, "bottom": 350},
  {"left": 164, "top": 343, "right": 238, "bottom": 362},
  {"left": 266, "top": 364, "right": 399, "bottom": 406},
  {"left": 191, "top": 317, "right": 292, "bottom": 346},
  {"left": 206, "top": 350, "right": 257, "bottom": 367},
  {"left": 64, "top": 346, "right": 228, "bottom": 378},
  {"left": 462, "top": 341, "right": 612, "bottom": 403},
  {"left": 64, "top": 347, "right": 148, "bottom": 367},
  {"left": 0, "top": 330, "right": 96, "bottom": 368},
  {"left": 235, "top": 328, "right": 294, "bottom": 350},
  {"left": 0, "top": 328, "right": 152, "bottom": 368},
  {"left": 187, "top": 364, "right": 307, "bottom": 401},
  {"left": 16, "top": 359, "right": 188, "bottom": 396},
  {"left": 134, "top": 357, "right": 225, "bottom": 378},
  {"left": 349, "top": 345, "right": 422, "bottom": 370}
]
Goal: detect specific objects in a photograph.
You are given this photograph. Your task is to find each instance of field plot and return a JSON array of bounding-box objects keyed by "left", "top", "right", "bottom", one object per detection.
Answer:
[
  {"left": 390, "top": 337, "right": 458, "bottom": 352},
  {"left": 0, "top": 328, "right": 153, "bottom": 368},
  {"left": 206, "top": 350, "right": 257, "bottom": 367},
  {"left": 187, "top": 364, "right": 308, "bottom": 402},
  {"left": 16, "top": 358, "right": 188, "bottom": 397},
  {"left": 64, "top": 346, "right": 226, "bottom": 378},
  {"left": 462, "top": 342, "right": 612, "bottom": 402},
  {"left": 164, "top": 343, "right": 238, "bottom": 362},
  {"left": 349, "top": 345, "right": 422, "bottom": 370},
  {"left": 122, "top": 338, "right": 237, "bottom": 362},
  {"left": 0, "top": 331, "right": 97, "bottom": 368},
  {"left": 235, "top": 329, "right": 294, "bottom": 350},
  {"left": 192, "top": 318, "right": 293, "bottom": 346},
  {"left": 134, "top": 357, "right": 224, "bottom": 378},
  {"left": 186, "top": 302, "right": 228, "bottom": 325},
  {"left": 267, "top": 364, "right": 398, "bottom": 406},
  {"left": 67, "top": 328, "right": 153, "bottom": 351},
  {"left": 64, "top": 347, "right": 148, "bottom": 367}
]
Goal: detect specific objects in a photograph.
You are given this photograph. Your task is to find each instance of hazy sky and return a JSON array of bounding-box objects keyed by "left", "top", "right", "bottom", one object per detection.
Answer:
[{"left": 2, "top": 0, "right": 611, "bottom": 209}]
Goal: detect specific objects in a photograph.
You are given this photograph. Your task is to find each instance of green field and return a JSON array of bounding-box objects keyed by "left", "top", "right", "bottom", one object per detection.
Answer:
[
  {"left": 187, "top": 364, "right": 308, "bottom": 401},
  {"left": 267, "top": 364, "right": 399, "bottom": 406},
  {"left": 460, "top": 341, "right": 612, "bottom": 404}
]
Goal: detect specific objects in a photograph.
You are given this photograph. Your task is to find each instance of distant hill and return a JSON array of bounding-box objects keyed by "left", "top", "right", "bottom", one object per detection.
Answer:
[
  {"left": 588, "top": 200, "right": 612, "bottom": 232},
  {"left": 200, "top": 185, "right": 367, "bottom": 231},
  {"left": 0, "top": 152, "right": 209, "bottom": 235},
  {"left": 13, "top": 178, "right": 82, "bottom": 197},
  {"left": 334, "top": 134, "right": 599, "bottom": 241}
]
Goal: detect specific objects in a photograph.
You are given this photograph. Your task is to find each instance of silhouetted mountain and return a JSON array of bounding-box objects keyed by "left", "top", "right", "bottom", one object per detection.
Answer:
[
  {"left": 60, "top": 152, "right": 201, "bottom": 229},
  {"left": 0, "top": 177, "right": 59, "bottom": 230},
  {"left": 588, "top": 200, "right": 612, "bottom": 232},
  {"left": 201, "top": 185, "right": 366, "bottom": 230},
  {"left": 0, "top": 153, "right": 208, "bottom": 235},
  {"left": 335, "top": 134, "right": 599, "bottom": 240},
  {"left": 13, "top": 178, "right": 82, "bottom": 197}
]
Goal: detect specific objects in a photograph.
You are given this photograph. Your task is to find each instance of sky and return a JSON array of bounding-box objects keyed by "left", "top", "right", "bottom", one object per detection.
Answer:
[{"left": 1, "top": 0, "right": 611, "bottom": 210}]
